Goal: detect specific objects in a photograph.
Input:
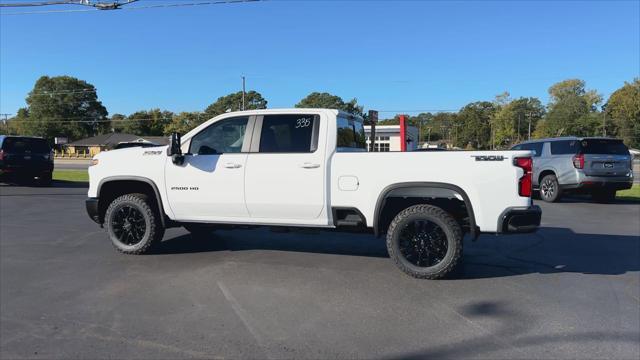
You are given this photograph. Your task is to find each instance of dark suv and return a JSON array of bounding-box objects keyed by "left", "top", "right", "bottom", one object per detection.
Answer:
[
  {"left": 512, "top": 137, "right": 633, "bottom": 202},
  {"left": 0, "top": 135, "right": 54, "bottom": 185}
]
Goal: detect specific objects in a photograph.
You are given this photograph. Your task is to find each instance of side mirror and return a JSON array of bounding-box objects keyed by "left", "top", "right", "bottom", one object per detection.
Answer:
[{"left": 168, "top": 132, "right": 184, "bottom": 165}]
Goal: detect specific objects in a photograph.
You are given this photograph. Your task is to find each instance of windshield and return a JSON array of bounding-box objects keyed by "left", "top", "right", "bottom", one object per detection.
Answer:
[
  {"left": 579, "top": 139, "right": 629, "bottom": 155},
  {"left": 1, "top": 137, "right": 50, "bottom": 153}
]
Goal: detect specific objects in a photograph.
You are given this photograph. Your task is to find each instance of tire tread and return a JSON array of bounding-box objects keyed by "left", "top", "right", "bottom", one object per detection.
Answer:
[
  {"left": 386, "top": 204, "right": 462, "bottom": 279},
  {"left": 104, "top": 193, "right": 164, "bottom": 255}
]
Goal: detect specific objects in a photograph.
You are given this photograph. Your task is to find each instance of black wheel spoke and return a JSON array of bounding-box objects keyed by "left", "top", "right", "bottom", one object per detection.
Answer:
[
  {"left": 398, "top": 218, "right": 448, "bottom": 268},
  {"left": 110, "top": 205, "right": 146, "bottom": 246}
]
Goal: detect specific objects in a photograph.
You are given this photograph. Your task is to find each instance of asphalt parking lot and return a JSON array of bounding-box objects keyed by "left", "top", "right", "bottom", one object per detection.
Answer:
[{"left": 1, "top": 183, "right": 639, "bottom": 359}]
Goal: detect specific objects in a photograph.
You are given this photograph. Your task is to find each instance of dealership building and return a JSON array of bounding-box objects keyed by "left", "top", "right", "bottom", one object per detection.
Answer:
[{"left": 364, "top": 125, "right": 419, "bottom": 152}]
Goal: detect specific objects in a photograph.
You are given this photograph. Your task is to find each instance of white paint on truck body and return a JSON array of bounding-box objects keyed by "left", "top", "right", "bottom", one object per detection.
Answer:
[{"left": 88, "top": 108, "right": 533, "bottom": 232}]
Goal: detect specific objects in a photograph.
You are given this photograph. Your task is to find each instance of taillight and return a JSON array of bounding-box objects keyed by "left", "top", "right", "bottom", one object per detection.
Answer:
[
  {"left": 0, "top": 149, "right": 4, "bottom": 161},
  {"left": 572, "top": 154, "right": 584, "bottom": 169},
  {"left": 514, "top": 157, "right": 532, "bottom": 197}
]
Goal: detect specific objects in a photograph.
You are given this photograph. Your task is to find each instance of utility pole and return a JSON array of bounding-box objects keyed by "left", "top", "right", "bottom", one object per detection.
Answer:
[
  {"left": 241, "top": 76, "right": 246, "bottom": 111},
  {"left": 517, "top": 113, "right": 521, "bottom": 142},
  {"left": 491, "top": 122, "right": 495, "bottom": 150},
  {"left": 603, "top": 111, "right": 607, "bottom": 137},
  {"left": 0, "top": 114, "right": 10, "bottom": 134},
  {"left": 528, "top": 112, "right": 532, "bottom": 140}
]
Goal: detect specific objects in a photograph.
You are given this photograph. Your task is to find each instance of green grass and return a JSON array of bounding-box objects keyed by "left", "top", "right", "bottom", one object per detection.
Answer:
[
  {"left": 617, "top": 184, "right": 640, "bottom": 201},
  {"left": 52, "top": 170, "right": 89, "bottom": 182}
]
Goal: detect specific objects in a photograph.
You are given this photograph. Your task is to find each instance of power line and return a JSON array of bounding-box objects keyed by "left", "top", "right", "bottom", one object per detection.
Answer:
[
  {"left": 122, "top": 0, "right": 259, "bottom": 10},
  {"left": 0, "top": 1, "right": 85, "bottom": 7},
  {"left": 29, "top": 89, "right": 98, "bottom": 95},
  {"left": 0, "top": 0, "right": 260, "bottom": 15},
  {"left": 377, "top": 109, "right": 458, "bottom": 113},
  {"left": 7, "top": 117, "right": 174, "bottom": 123},
  {"left": 0, "top": 0, "right": 138, "bottom": 8}
]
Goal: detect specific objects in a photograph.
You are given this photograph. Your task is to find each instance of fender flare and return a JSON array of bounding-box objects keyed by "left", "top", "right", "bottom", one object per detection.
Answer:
[
  {"left": 97, "top": 176, "right": 168, "bottom": 228},
  {"left": 537, "top": 168, "right": 558, "bottom": 185},
  {"left": 373, "top": 182, "right": 478, "bottom": 239}
]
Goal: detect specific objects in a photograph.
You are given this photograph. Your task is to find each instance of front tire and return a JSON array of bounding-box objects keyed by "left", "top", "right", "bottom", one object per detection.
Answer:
[
  {"left": 386, "top": 204, "right": 463, "bottom": 279},
  {"left": 539, "top": 174, "right": 561, "bottom": 202},
  {"left": 105, "top": 193, "right": 164, "bottom": 254}
]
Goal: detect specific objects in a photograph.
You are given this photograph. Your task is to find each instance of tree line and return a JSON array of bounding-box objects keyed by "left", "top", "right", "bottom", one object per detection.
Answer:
[{"left": 4, "top": 75, "right": 639, "bottom": 149}]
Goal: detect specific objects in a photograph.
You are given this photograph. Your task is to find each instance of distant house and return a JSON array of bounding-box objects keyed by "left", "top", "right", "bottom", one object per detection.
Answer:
[{"left": 65, "top": 133, "right": 169, "bottom": 156}]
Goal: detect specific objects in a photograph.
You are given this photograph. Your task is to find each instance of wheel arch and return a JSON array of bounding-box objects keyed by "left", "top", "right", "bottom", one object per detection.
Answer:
[
  {"left": 373, "top": 182, "right": 477, "bottom": 239},
  {"left": 538, "top": 169, "right": 557, "bottom": 185},
  {"left": 97, "top": 176, "right": 168, "bottom": 227}
]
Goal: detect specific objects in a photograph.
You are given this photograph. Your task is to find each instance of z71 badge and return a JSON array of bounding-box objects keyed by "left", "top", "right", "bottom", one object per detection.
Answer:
[{"left": 471, "top": 155, "right": 506, "bottom": 161}]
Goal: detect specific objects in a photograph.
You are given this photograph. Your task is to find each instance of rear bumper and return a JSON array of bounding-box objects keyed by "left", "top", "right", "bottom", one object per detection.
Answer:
[
  {"left": 562, "top": 180, "right": 633, "bottom": 191},
  {"left": 0, "top": 164, "right": 53, "bottom": 176},
  {"left": 498, "top": 205, "right": 542, "bottom": 233},
  {"left": 86, "top": 198, "right": 101, "bottom": 225}
]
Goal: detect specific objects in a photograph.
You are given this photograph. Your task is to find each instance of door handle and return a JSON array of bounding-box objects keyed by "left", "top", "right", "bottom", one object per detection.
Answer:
[
  {"left": 300, "top": 163, "right": 320, "bottom": 169},
  {"left": 224, "top": 163, "right": 242, "bottom": 169}
]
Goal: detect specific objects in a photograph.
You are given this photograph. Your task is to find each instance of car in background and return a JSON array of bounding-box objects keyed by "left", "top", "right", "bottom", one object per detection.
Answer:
[
  {"left": 0, "top": 135, "right": 54, "bottom": 186},
  {"left": 511, "top": 137, "right": 633, "bottom": 202}
]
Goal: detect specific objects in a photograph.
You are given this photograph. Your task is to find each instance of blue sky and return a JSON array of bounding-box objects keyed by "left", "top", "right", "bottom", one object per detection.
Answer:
[{"left": 1, "top": 0, "right": 639, "bottom": 118}]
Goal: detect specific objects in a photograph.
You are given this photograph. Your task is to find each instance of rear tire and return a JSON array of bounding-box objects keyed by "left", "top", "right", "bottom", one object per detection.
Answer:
[
  {"left": 36, "top": 172, "right": 52, "bottom": 187},
  {"left": 105, "top": 193, "right": 165, "bottom": 254},
  {"left": 539, "top": 174, "right": 561, "bottom": 202},
  {"left": 386, "top": 204, "right": 463, "bottom": 279},
  {"left": 592, "top": 189, "right": 616, "bottom": 203}
]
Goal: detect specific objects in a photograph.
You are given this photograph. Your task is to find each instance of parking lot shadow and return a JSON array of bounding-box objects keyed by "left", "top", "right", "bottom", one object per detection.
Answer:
[
  {"left": 154, "top": 226, "right": 638, "bottom": 279},
  {"left": 534, "top": 193, "right": 640, "bottom": 204},
  {"left": 461, "top": 226, "right": 640, "bottom": 279},
  {"left": 154, "top": 229, "right": 389, "bottom": 258}
]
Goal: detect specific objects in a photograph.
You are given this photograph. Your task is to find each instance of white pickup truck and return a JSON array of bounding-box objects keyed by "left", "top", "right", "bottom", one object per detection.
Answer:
[{"left": 86, "top": 109, "right": 541, "bottom": 279}]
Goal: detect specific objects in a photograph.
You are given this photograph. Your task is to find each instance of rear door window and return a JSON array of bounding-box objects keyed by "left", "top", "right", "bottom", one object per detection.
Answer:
[
  {"left": 337, "top": 117, "right": 366, "bottom": 152},
  {"left": 1, "top": 137, "right": 50, "bottom": 154},
  {"left": 550, "top": 140, "right": 579, "bottom": 155},
  {"left": 259, "top": 114, "right": 318, "bottom": 153},
  {"left": 579, "top": 139, "right": 629, "bottom": 155},
  {"left": 513, "top": 143, "right": 543, "bottom": 157}
]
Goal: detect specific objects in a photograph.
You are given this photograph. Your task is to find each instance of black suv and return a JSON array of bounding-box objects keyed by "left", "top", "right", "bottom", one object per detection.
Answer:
[{"left": 0, "top": 135, "right": 54, "bottom": 185}]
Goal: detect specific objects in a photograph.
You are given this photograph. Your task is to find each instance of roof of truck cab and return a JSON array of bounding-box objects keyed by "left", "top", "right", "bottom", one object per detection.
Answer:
[
  {"left": 207, "top": 108, "right": 362, "bottom": 119},
  {"left": 515, "top": 136, "right": 622, "bottom": 145}
]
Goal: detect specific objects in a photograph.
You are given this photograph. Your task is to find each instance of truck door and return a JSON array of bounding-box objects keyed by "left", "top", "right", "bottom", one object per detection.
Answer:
[
  {"left": 165, "top": 116, "right": 252, "bottom": 220},
  {"left": 244, "top": 114, "right": 326, "bottom": 220}
]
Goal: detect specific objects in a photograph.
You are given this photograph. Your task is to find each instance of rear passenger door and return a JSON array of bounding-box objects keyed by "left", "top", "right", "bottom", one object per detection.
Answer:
[
  {"left": 549, "top": 140, "right": 580, "bottom": 185},
  {"left": 244, "top": 114, "right": 327, "bottom": 221}
]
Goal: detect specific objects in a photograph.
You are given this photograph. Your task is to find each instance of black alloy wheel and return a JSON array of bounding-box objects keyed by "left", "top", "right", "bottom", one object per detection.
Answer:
[
  {"left": 398, "top": 219, "right": 448, "bottom": 268},
  {"left": 111, "top": 205, "right": 147, "bottom": 246}
]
